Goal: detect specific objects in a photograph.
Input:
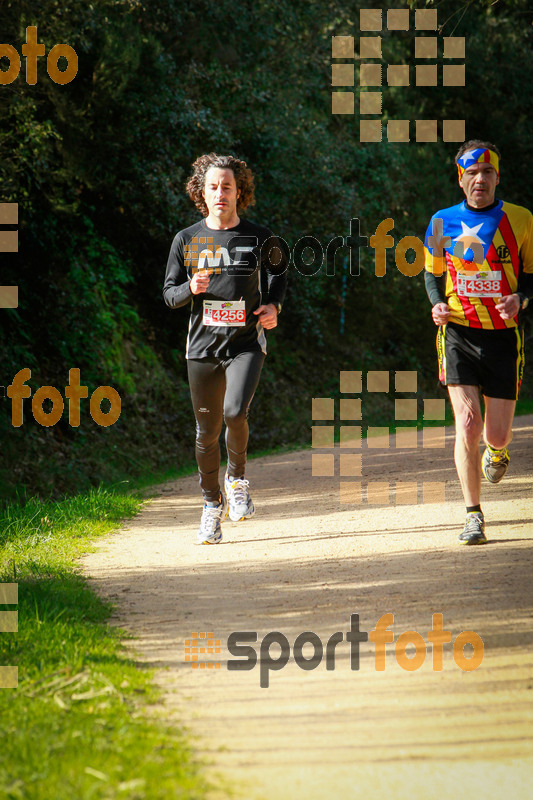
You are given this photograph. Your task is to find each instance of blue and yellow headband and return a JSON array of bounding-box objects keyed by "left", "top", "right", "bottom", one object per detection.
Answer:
[{"left": 457, "top": 148, "right": 499, "bottom": 180}]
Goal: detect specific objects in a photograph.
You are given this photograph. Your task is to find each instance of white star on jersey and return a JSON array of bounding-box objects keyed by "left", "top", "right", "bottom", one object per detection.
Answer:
[
  {"left": 454, "top": 221, "right": 485, "bottom": 248},
  {"left": 454, "top": 221, "right": 486, "bottom": 262}
]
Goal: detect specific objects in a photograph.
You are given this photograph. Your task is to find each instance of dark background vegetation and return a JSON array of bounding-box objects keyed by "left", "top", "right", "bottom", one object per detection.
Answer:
[{"left": 1, "top": 0, "right": 532, "bottom": 501}]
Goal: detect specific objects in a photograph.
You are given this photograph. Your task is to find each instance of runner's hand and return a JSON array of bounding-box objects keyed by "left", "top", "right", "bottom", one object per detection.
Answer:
[
  {"left": 253, "top": 303, "right": 278, "bottom": 330},
  {"left": 496, "top": 293, "right": 520, "bottom": 320},
  {"left": 432, "top": 302, "right": 451, "bottom": 325},
  {"left": 190, "top": 270, "right": 210, "bottom": 295}
]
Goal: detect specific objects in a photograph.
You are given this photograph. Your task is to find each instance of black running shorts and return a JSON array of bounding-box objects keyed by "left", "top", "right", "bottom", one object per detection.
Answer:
[{"left": 437, "top": 322, "right": 525, "bottom": 400}]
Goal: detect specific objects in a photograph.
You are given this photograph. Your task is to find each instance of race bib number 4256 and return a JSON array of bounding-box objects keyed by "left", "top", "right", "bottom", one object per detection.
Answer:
[
  {"left": 457, "top": 270, "right": 502, "bottom": 298},
  {"left": 202, "top": 300, "right": 246, "bottom": 327}
]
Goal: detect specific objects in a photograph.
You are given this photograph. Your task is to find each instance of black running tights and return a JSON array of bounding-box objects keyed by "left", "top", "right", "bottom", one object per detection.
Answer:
[{"left": 187, "top": 351, "right": 265, "bottom": 501}]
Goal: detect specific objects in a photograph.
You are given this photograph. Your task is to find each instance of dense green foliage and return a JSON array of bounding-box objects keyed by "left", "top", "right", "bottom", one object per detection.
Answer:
[{"left": 1, "top": 0, "right": 532, "bottom": 500}]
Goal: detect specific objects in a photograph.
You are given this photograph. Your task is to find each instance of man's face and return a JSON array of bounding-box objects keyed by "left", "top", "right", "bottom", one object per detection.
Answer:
[
  {"left": 459, "top": 157, "right": 499, "bottom": 208},
  {"left": 202, "top": 167, "right": 239, "bottom": 222}
]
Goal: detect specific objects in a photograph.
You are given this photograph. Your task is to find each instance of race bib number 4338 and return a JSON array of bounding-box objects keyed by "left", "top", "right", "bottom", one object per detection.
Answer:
[
  {"left": 457, "top": 271, "right": 502, "bottom": 298},
  {"left": 202, "top": 300, "right": 246, "bottom": 327}
]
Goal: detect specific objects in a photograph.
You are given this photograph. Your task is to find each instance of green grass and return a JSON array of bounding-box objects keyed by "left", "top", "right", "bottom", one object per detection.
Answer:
[{"left": 0, "top": 487, "right": 214, "bottom": 800}]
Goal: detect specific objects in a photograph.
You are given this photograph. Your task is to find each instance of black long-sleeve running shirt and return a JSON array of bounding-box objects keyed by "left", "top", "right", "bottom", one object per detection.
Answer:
[{"left": 163, "top": 218, "right": 288, "bottom": 359}]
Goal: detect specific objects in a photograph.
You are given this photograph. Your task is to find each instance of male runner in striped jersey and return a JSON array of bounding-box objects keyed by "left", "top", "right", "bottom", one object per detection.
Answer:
[
  {"left": 424, "top": 140, "right": 533, "bottom": 544},
  {"left": 163, "top": 154, "right": 287, "bottom": 544}
]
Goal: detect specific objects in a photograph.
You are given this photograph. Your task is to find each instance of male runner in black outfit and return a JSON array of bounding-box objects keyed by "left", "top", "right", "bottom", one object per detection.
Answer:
[{"left": 163, "top": 153, "right": 287, "bottom": 543}]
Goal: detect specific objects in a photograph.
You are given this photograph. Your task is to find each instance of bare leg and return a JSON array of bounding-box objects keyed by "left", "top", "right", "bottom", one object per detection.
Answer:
[
  {"left": 483, "top": 396, "right": 515, "bottom": 450},
  {"left": 447, "top": 385, "right": 484, "bottom": 507}
]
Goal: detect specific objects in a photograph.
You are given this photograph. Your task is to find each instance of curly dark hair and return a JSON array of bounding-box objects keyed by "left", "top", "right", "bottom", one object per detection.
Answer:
[
  {"left": 455, "top": 139, "right": 501, "bottom": 164},
  {"left": 186, "top": 153, "right": 256, "bottom": 216}
]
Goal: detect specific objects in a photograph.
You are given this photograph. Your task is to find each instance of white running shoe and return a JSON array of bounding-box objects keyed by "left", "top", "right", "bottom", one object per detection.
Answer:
[
  {"left": 224, "top": 475, "right": 255, "bottom": 522},
  {"left": 197, "top": 494, "right": 228, "bottom": 544}
]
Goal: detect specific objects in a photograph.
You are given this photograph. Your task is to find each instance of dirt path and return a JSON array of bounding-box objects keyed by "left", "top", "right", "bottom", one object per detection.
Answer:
[{"left": 81, "top": 417, "right": 533, "bottom": 800}]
